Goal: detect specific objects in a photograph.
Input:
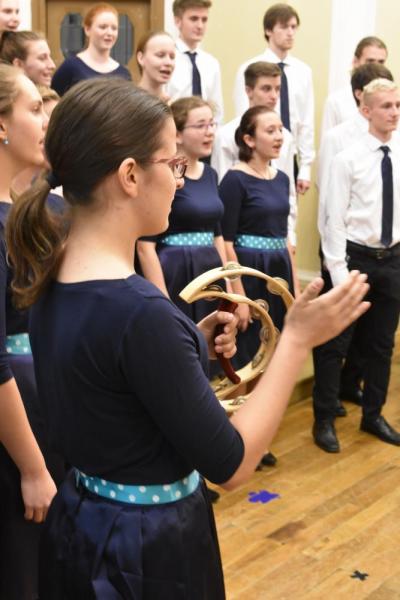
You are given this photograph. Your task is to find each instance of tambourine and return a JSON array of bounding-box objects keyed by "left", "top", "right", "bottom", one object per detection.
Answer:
[{"left": 180, "top": 262, "right": 294, "bottom": 412}]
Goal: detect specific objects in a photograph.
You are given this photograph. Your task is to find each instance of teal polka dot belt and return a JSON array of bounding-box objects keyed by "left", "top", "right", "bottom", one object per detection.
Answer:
[
  {"left": 6, "top": 333, "right": 32, "bottom": 355},
  {"left": 160, "top": 231, "right": 214, "bottom": 247},
  {"left": 76, "top": 469, "right": 200, "bottom": 505},
  {"left": 235, "top": 234, "right": 287, "bottom": 251}
]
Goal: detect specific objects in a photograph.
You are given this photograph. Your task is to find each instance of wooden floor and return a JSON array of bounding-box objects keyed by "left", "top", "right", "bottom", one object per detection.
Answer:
[{"left": 212, "top": 357, "right": 400, "bottom": 600}]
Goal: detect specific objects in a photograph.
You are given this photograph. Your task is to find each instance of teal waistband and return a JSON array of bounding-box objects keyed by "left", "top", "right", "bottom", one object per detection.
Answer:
[
  {"left": 161, "top": 232, "right": 214, "bottom": 247},
  {"left": 6, "top": 333, "right": 31, "bottom": 355},
  {"left": 76, "top": 469, "right": 200, "bottom": 505},
  {"left": 234, "top": 234, "right": 286, "bottom": 251}
]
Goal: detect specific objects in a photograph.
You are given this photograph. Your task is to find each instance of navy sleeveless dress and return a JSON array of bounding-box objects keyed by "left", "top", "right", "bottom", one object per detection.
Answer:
[
  {"left": 219, "top": 169, "right": 293, "bottom": 367},
  {"left": 51, "top": 55, "right": 132, "bottom": 96},
  {"left": 0, "top": 197, "right": 66, "bottom": 600},
  {"left": 145, "top": 164, "right": 225, "bottom": 324}
]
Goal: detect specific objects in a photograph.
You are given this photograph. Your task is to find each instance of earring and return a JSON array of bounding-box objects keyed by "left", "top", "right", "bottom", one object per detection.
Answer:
[{"left": 2, "top": 138, "right": 8, "bottom": 145}]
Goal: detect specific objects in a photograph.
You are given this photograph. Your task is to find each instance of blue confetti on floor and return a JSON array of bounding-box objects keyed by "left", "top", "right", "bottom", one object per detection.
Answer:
[{"left": 248, "top": 490, "right": 280, "bottom": 504}]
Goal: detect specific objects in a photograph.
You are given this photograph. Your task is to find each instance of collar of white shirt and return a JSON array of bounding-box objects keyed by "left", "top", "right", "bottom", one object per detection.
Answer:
[
  {"left": 175, "top": 37, "right": 202, "bottom": 54},
  {"left": 364, "top": 131, "right": 396, "bottom": 153},
  {"left": 260, "top": 48, "right": 294, "bottom": 66}
]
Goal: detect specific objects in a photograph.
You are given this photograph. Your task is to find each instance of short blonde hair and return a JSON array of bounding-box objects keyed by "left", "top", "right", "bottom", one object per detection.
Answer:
[{"left": 363, "top": 78, "right": 398, "bottom": 105}]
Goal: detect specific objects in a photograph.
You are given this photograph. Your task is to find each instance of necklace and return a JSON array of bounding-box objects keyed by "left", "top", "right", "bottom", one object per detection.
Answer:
[{"left": 248, "top": 163, "right": 272, "bottom": 180}]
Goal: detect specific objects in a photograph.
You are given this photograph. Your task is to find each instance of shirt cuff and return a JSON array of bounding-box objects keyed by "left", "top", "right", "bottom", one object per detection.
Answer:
[
  {"left": 297, "top": 164, "right": 311, "bottom": 181},
  {"left": 330, "top": 265, "right": 350, "bottom": 287}
]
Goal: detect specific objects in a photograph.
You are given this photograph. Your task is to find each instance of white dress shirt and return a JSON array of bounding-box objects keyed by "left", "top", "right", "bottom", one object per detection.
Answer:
[
  {"left": 317, "top": 112, "right": 368, "bottom": 234},
  {"left": 166, "top": 38, "right": 224, "bottom": 122},
  {"left": 233, "top": 48, "right": 315, "bottom": 180},
  {"left": 211, "top": 117, "right": 297, "bottom": 245},
  {"left": 320, "top": 84, "right": 357, "bottom": 136},
  {"left": 323, "top": 132, "right": 400, "bottom": 286}
]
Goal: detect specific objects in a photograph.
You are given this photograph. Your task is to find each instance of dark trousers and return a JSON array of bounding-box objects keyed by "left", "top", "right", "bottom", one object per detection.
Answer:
[
  {"left": 317, "top": 245, "right": 364, "bottom": 390},
  {"left": 313, "top": 243, "right": 400, "bottom": 422}
]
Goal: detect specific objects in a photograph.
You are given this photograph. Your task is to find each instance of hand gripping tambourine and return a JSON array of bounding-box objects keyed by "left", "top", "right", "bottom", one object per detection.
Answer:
[{"left": 180, "top": 262, "right": 294, "bottom": 411}]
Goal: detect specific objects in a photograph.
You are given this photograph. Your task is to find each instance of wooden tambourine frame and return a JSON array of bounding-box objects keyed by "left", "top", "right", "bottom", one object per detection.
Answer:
[{"left": 180, "top": 262, "right": 294, "bottom": 413}]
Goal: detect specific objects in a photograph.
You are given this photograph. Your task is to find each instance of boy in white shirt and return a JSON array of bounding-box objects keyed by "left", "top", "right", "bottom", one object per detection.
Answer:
[
  {"left": 321, "top": 36, "right": 387, "bottom": 136},
  {"left": 313, "top": 79, "right": 400, "bottom": 453},
  {"left": 166, "top": 0, "right": 224, "bottom": 123},
  {"left": 233, "top": 3, "right": 314, "bottom": 194}
]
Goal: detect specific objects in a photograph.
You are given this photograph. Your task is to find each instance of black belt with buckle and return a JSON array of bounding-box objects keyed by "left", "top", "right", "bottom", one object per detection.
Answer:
[{"left": 347, "top": 240, "right": 400, "bottom": 260}]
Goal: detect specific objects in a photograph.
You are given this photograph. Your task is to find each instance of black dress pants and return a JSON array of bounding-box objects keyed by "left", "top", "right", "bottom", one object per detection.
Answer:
[
  {"left": 317, "top": 245, "right": 364, "bottom": 390},
  {"left": 313, "top": 243, "right": 400, "bottom": 422}
]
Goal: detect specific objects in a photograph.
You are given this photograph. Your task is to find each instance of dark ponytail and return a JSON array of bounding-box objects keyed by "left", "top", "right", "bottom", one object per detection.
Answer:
[
  {"left": 7, "top": 174, "right": 66, "bottom": 308},
  {"left": 6, "top": 78, "right": 171, "bottom": 308},
  {"left": 235, "top": 105, "right": 273, "bottom": 162}
]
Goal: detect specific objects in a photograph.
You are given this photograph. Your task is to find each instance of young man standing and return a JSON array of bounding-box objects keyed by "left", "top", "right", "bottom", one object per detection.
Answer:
[
  {"left": 321, "top": 36, "right": 388, "bottom": 135},
  {"left": 233, "top": 3, "right": 314, "bottom": 194},
  {"left": 212, "top": 61, "right": 297, "bottom": 247},
  {"left": 166, "top": 0, "right": 224, "bottom": 122},
  {"left": 317, "top": 63, "right": 394, "bottom": 416},
  {"left": 314, "top": 79, "right": 400, "bottom": 452}
]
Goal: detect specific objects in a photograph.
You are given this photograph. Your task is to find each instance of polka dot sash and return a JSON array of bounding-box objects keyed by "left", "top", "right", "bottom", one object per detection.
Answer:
[
  {"left": 235, "top": 234, "right": 286, "bottom": 251},
  {"left": 76, "top": 469, "right": 200, "bottom": 505},
  {"left": 6, "top": 333, "right": 32, "bottom": 355},
  {"left": 161, "top": 232, "right": 214, "bottom": 247}
]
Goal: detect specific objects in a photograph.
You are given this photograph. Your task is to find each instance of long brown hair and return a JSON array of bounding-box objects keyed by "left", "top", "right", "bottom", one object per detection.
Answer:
[
  {"left": 0, "top": 30, "right": 44, "bottom": 63},
  {"left": 6, "top": 78, "right": 171, "bottom": 308}
]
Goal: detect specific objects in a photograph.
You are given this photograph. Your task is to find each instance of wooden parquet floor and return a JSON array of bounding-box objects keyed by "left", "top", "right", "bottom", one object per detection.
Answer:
[{"left": 212, "top": 358, "right": 400, "bottom": 600}]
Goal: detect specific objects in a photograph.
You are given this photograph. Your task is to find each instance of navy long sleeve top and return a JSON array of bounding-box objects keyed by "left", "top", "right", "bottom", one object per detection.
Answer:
[{"left": 30, "top": 275, "right": 244, "bottom": 485}]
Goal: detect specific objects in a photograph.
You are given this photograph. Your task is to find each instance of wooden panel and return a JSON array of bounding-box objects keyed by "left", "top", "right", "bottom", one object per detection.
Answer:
[{"left": 211, "top": 358, "right": 400, "bottom": 599}]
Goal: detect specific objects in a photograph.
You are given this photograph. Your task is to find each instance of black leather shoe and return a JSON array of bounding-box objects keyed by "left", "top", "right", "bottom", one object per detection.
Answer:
[
  {"left": 207, "top": 487, "right": 220, "bottom": 503},
  {"left": 260, "top": 452, "right": 277, "bottom": 467},
  {"left": 335, "top": 402, "right": 347, "bottom": 417},
  {"left": 339, "top": 386, "right": 363, "bottom": 405},
  {"left": 312, "top": 420, "right": 340, "bottom": 453},
  {"left": 360, "top": 416, "right": 400, "bottom": 446}
]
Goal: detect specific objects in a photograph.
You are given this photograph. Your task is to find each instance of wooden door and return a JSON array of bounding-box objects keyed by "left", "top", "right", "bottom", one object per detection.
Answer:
[{"left": 31, "top": 0, "right": 164, "bottom": 82}]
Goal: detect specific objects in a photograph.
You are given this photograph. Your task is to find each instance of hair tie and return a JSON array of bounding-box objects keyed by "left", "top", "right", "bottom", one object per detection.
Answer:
[{"left": 46, "top": 172, "right": 60, "bottom": 189}]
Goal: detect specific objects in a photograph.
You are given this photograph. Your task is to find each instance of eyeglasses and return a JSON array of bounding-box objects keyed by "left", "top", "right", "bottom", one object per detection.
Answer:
[
  {"left": 148, "top": 155, "right": 188, "bottom": 179},
  {"left": 183, "top": 121, "right": 218, "bottom": 132}
]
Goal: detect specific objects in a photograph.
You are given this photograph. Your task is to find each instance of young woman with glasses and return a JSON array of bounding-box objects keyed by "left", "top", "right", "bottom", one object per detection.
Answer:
[
  {"left": 137, "top": 95, "right": 225, "bottom": 325},
  {"left": 6, "top": 78, "right": 368, "bottom": 599}
]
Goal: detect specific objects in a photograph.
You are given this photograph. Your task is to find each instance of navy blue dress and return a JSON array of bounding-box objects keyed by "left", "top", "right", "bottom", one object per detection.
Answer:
[
  {"left": 30, "top": 275, "right": 244, "bottom": 598},
  {"left": 0, "top": 199, "right": 66, "bottom": 600},
  {"left": 51, "top": 55, "right": 132, "bottom": 96},
  {"left": 219, "top": 169, "right": 293, "bottom": 367},
  {"left": 145, "top": 164, "right": 225, "bottom": 323}
]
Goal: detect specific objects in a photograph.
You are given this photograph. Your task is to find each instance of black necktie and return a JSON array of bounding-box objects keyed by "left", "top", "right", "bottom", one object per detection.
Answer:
[
  {"left": 380, "top": 145, "right": 393, "bottom": 247},
  {"left": 278, "top": 62, "right": 290, "bottom": 131},
  {"left": 186, "top": 51, "right": 202, "bottom": 96}
]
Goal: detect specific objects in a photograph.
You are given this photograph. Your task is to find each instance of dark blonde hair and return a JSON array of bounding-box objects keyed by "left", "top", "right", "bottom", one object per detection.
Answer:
[
  {"left": 0, "top": 30, "right": 44, "bottom": 63},
  {"left": 83, "top": 2, "right": 118, "bottom": 29},
  {"left": 244, "top": 61, "right": 281, "bottom": 88},
  {"left": 172, "top": 0, "right": 211, "bottom": 17},
  {"left": 171, "top": 96, "right": 213, "bottom": 131},
  {"left": 354, "top": 36, "right": 387, "bottom": 59},
  {"left": 235, "top": 106, "right": 274, "bottom": 162},
  {"left": 0, "top": 62, "right": 22, "bottom": 116},
  {"left": 136, "top": 30, "right": 174, "bottom": 74},
  {"left": 37, "top": 85, "right": 60, "bottom": 103},
  {"left": 6, "top": 78, "right": 171, "bottom": 308}
]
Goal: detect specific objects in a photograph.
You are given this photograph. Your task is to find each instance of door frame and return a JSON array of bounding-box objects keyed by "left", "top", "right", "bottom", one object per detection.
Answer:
[{"left": 31, "top": 0, "right": 164, "bottom": 36}]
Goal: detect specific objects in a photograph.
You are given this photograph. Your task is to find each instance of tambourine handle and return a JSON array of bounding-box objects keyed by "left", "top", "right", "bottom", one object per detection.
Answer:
[{"left": 215, "top": 299, "right": 241, "bottom": 385}]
